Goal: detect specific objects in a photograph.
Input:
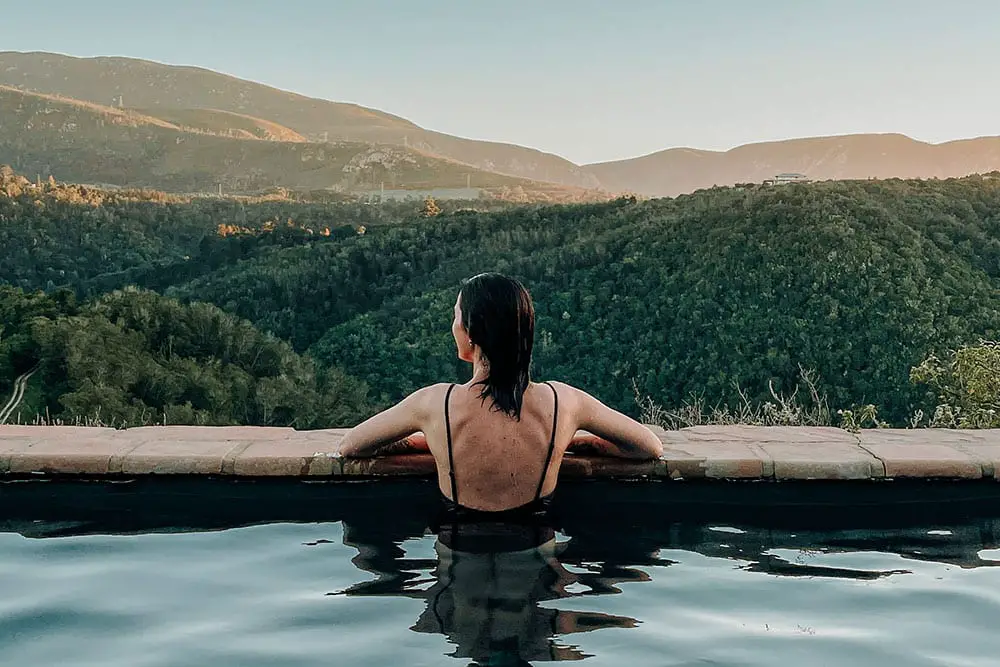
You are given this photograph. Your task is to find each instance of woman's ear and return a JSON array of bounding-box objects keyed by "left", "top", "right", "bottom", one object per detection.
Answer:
[{"left": 461, "top": 336, "right": 476, "bottom": 362}]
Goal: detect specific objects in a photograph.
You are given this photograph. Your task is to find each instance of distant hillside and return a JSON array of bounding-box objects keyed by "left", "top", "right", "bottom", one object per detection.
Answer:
[
  {"left": 0, "top": 51, "right": 600, "bottom": 189},
  {"left": 584, "top": 133, "right": 1000, "bottom": 196},
  {"left": 6, "top": 52, "right": 1000, "bottom": 198},
  {"left": 0, "top": 86, "right": 592, "bottom": 198}
]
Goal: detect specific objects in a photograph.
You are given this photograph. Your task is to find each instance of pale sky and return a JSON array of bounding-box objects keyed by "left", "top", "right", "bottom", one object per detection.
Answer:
[{"left": 2, "top": 0, "right": 998, "bottom": 164}]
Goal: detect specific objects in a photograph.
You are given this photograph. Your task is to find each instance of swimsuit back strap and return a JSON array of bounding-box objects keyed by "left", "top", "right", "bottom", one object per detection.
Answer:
[
  {"left": 444, "top": 383, "right": 458, "bottom": 503},
  {"left": 535, "top": 382, "right": 559, "bottom": 501}
]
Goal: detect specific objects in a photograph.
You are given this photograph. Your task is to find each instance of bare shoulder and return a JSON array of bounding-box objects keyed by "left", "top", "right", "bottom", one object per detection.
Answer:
[
  {"left": 411, "top": 382, "right": 453, "bottom": 410},
  {"left": 537, "top": 380, "right": 586, "bottom": 414},
  {"left": 542, "top": 380, "right": 631, "bottom": 429},
  {"left": 539, "top": 380, "right": 583, "bottom": 396},
  {"left": 388, "top": 382, "right": 453, "bottom": 423},
  {"left": 420, "top": 382, "right": 455, "bottom": 396}
]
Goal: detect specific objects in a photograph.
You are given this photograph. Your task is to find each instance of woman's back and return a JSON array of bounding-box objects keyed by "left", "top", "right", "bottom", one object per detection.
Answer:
[
  {"left": 440, "top": 381, "right": 561, "bottom": 513},
  {"left": 337, "top": 273, "right": 665, "bottom": 511}
]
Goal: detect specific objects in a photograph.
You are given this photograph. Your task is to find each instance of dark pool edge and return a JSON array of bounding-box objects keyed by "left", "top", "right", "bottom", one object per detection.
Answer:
[{"left": 6, "top": 476, "right": 1000, "bottom": 540}]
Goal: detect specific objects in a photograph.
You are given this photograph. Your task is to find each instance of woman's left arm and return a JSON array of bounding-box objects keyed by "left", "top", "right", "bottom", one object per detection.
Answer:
[{"left": 338, "top": 386, "right": 435, "bottom": 458}]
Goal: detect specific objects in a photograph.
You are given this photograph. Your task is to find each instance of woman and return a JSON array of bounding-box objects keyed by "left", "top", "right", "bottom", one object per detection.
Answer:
[{"left": 338, "top": 273, "right": 664, "bottom": 518}]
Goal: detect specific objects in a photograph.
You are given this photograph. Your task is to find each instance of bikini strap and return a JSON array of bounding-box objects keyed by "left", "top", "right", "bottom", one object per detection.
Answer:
[
  {"left": 444, "top": 383, "right": 458, "bottom": 503},
  {"left": 535, "top": 382, "right": 559, "bottom": 501}
]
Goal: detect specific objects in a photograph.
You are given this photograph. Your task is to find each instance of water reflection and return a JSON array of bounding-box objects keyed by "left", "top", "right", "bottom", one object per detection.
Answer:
[
  {"left": 329, "top": 506, "right": 967, "bottom": 663},
  {"left": 335, "top": 517, "right": 664, "bottom": 663},
  {"left": 5, "top": 479, "right": 1000, "bottom": 664},
  {"left": 741, "top": 551, "right": 911, "bottom": 579}
]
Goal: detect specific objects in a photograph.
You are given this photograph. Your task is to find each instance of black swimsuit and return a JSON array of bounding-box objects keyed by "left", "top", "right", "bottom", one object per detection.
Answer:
[{"left": 435, "top": 382, "right": 559, "bottom": 553}]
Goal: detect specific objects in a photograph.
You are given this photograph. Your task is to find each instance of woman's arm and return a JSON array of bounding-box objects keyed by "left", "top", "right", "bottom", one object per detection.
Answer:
[
  {"left": 338, "top": 387, "right": 435, "bottom": 458},
  {"left": 563, "top": 384, "right": 664, "bottom": 460},
  {"left": 567, "top": 431, "right": 629, "bottom": 457}
]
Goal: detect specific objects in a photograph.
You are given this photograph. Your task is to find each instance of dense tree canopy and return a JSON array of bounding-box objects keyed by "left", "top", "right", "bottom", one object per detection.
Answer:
[
  {"left": 3, "top": 166, "right": 1000, "bottom": 426},
  {"left": 0, "top": 287, "right": 373, "bottom": 427}
]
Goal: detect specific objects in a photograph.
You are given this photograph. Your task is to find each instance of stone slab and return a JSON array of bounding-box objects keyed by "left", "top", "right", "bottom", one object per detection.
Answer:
[
  {"left": 965, "top": 447, "right": 1000, "bottom": 481},
  {"left": 121, "top": 439, "right": 250, "bottom": 475},
  {"left": 649, "top": 427, "right": 769, "bottom": 479},
  {"left": 2, "top": 425, "right": 1000, "bottom": 482},
  {"left": 5, "top": 428, "right": 135, "bottom": 475},
  {"left": 230, "top": 439, "right": 339, "bottom": 477},
  {"left": 287, "top": 428, "right": 351, "bottom": 441},
  {"left": 858, "top": 430, "right": 985, "bottom": 479},
  {"left": 0, "top": 430, "right": 43, "bottom": 474},
  {"left": 941, "top": 430, "right": 1000, "bottom": 480},
  {"left": 0, "top": 425, "right": 119, "bottom": 438},
  {"left": 677, "top": 425, "right": 860, "bottom": 444},
  {"left": 756, "top": 442, "right": 883, "bottom": 480},
  {"left": 120, "top": 425, "right": 296, "bottom": 441},
  {"left": 856, "top": 429, "right": 994, "bottom": 447}
]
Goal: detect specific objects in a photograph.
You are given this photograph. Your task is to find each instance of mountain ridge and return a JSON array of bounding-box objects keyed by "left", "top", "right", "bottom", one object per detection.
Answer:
[
  {"left": 0, "top": 51, "right": 599, "bottom": 189},
  {"left": 0, "top": 85, "right": 597, "bottom": 199},
  {"left": 3, "top": 50, "right": 1000, "bottom": 197},
  {"left": 583, "top": 132, "right": 1000, "bottom": 196}
]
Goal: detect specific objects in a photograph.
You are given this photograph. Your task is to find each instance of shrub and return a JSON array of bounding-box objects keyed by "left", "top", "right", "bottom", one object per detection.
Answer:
[{"left": 910, "top": 341, "right": 1000, "bottom": 428}]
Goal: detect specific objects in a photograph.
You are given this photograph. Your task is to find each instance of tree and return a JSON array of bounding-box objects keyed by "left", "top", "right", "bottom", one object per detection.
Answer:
[{"left": 420, "top": 196, "right": 441, "bottom": 218}]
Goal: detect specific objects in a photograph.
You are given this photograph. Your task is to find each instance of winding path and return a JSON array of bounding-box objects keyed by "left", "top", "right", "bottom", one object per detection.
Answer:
[{"left": 0, "top": 366, "right": 38, "bottom": 425}]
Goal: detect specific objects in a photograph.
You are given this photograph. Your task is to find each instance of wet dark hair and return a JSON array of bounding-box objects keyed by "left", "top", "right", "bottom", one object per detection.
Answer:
[{"left": 459, "top": 273, "right": 535, "bottom": 419}]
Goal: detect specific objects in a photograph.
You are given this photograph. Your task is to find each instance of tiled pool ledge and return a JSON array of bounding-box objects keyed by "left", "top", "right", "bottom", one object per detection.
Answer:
[{"left": 1, "top": 425, "right": 1000, "bottom": 481}]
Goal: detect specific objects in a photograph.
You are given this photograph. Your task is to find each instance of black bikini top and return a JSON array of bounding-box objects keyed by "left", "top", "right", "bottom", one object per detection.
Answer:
[{"left": 435, "top": 382, "right": 559, "bottom": 552}]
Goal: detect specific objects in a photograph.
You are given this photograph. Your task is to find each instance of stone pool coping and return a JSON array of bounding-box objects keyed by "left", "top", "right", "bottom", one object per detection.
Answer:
[{"left": 2, "top": 425, "right": 1000, "bottom": 481}]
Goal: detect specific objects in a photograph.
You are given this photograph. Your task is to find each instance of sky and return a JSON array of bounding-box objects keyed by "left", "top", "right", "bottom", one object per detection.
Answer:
[{"left": 2, "top": 0, "right": 998, "bottom": 164}]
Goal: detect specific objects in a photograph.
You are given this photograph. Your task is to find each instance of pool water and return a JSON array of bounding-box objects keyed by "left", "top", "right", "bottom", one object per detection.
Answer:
[{"left": 2, "top": 479, "right": 1000, "bottom": 666}]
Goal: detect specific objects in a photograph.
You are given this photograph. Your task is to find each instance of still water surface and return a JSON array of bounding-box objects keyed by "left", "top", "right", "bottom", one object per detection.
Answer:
[{"left": 2, "top": 480, "right": 1000, "bottom": 666}]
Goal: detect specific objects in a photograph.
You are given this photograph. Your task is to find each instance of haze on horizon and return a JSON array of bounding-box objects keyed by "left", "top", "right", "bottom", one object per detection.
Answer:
[{"left": 2, "top": 0, "right": 997, "bottom": 165}]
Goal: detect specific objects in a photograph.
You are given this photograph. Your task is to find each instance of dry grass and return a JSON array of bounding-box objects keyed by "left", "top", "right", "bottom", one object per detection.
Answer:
[
  {"left": 9, "top": 409, "right": 119, "bottom": 429},
  {"left": 634, "top": 365, "right": 834, "bottom": 429}
]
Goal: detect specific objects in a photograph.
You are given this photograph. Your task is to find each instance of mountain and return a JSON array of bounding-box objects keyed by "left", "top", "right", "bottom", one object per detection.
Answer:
[
  {"left": 4, "top": 51, "right": 1000, "bottom": 198},
  {"left": 584, "top": 133, "right": 1000, "bottom": 197},
  {"left": 0, "top": 51, "right": 600, "bottom": 189},
  {"left": 0, "top": 85, "right": 593, "bottom": 198}
]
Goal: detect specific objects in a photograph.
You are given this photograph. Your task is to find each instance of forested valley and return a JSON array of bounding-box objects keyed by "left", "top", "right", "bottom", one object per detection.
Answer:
[{"left": 2, "top": 165, "right": 999, "bottom": 429}]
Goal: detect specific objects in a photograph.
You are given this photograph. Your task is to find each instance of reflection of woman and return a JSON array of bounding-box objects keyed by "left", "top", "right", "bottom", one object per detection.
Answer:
[
  {"left": 411, "top": 539, "right": 639, "bottom": 664},
  {"left": 339, "top": 523, "right": 647, "bottom": 664},
  {"left": 339, "top": 273, "right": 664, "bottom": 521}
]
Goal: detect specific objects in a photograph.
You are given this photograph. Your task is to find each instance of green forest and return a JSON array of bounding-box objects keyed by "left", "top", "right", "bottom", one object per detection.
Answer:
[{"left": 2, "top": 165, "right": 999, "bottom": 429}]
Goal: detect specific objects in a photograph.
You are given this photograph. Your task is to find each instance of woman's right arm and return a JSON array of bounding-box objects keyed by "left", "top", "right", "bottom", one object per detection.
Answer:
[{"left": 562, "top": 383, "right": 664, "bottom": 460}]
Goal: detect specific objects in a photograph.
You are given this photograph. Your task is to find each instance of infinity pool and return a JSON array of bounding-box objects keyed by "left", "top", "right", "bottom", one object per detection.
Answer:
[{"left": 2, "top": 479, "right": 1000, "bottom": 666}]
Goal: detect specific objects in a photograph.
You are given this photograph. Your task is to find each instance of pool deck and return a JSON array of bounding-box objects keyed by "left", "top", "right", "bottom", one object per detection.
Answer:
[{"left": 2, "top": 425, "right": 1000, "bottom": 481}]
